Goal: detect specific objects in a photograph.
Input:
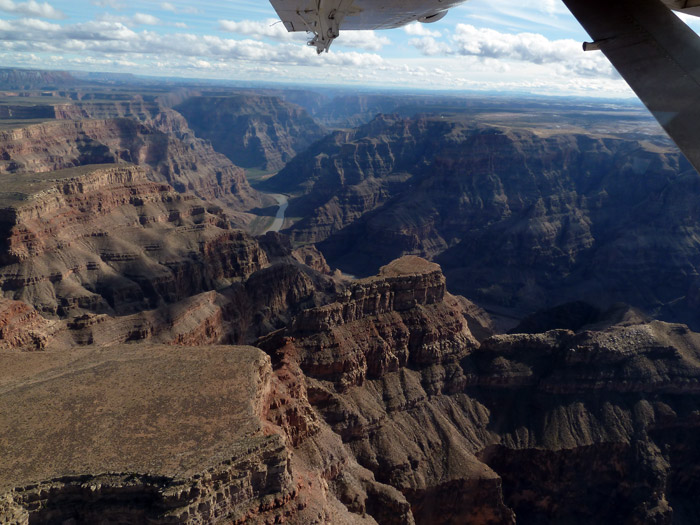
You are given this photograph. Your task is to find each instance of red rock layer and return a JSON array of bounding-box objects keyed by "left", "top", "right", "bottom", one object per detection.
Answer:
[
  {"left": 255, "top": 258, "right": 700, "bottom": 524},
  {"left": 0, "top": 298, "right": 62, "bottom": 350},
  {"left": 0, "top": 165, "right": 268, "bottom": 318},
  {"left": 0, "top": 117, "right": 262, "bottom": 220},
  {"left": 288, "top": 256, "right": 477, "bottom": 390}
]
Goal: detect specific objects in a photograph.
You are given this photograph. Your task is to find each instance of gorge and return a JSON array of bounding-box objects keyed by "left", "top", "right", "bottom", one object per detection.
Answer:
[{"left": 0, "top": 75, "right": 699, "bottom": 524}]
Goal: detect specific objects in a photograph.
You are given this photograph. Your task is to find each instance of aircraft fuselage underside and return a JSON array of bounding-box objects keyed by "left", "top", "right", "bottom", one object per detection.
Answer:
[{"left": 269, "top": 0, "right": 467, "bottom": 52}]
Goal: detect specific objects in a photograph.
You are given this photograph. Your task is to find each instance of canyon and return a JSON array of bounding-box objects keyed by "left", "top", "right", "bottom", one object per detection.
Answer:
[
  {"left": 265, "top": 112, "right": 699, "bottom": 328},
  {"left": 0, "top": 77, "right": 699, "bottom": 524}
]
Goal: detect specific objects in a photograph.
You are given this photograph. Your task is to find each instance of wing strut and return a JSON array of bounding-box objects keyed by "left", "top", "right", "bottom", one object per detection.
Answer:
[{"left": 563, "top": 0, "right": 700, "bottom": 172}]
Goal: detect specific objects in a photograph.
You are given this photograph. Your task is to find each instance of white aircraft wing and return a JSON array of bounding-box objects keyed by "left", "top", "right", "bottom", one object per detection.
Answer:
[{"left": 269, "top": 0, "right": 467, "bottom": 52}]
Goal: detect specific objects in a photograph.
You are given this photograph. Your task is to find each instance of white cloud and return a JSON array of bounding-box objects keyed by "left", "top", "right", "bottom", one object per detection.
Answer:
[
  {"left": 218, "top": 18, "right": 390, "bottom": 51},
  {"left": 410, "top": 24, "right": 614, "bottom": 79},
  {"left": 409, "top": 36, "right": 446, "bottom": 56},
  {"left": 98, "top": 13, "right": 160, "bottom": 26},
  {"left": 219, "top": 18, "right": 302, "bottom": 42},
  {"left": 91, "top": 0, "right": 124, "bottom": 8},
  {"left": 541, "top": 0, "right": 558, "bottom": 15},
  {"left": 132, "top": 13, "right": 159, "bottom": 25},
  {"left": 0, "top": 5, "right": 632, "bottom": 97},
  {"left": 333, "top": 30, "right": 391, "bottom": 51},
  {"left": 0, "top": 17, "right": 386, "bottom": 70},
  {"left": 160, "top": 2, "right": 198, "bottom": 14},
  {"left": 0, "top": 0, "right": 63, "bottom": 19},
  {"left": 404, "top": 22, "right": 441, "bottom": 38}
]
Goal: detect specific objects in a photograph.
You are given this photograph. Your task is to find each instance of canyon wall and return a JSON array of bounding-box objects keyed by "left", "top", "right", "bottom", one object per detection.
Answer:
[
  {"left": 1, "top": 88, "right": 699, "bottom": 524},
  {"left": 259, "top": 256, "right": 700, "bottom": 524},
  {"left": 175, "top": 95, "right": 327, "bottom": 171},
  {"left": 0, "top": 116, "right": 263, "bottom": 219},
  {"left": 2, "top": 235, "right": 700, "bottom": 523},
  {"left": 267, "top": 114, "right": 699, "bottom": 327}
]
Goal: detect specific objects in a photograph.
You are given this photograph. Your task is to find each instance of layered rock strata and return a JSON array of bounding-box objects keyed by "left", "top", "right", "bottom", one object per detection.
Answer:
[
  {"left": 0, "top": 115, "right": 264, "bottom": 221},
  {"left": 0, "top": 345, "right": 417, "bottom": 524},
  {"left": 267, "top": 113, "right": 699, "bottom": 327},
  {"left": 0, "top": 165, "right": 340, "bottom": 353},
  {"left": 259, "top": 257, "right": 700, "bottom": 524},
  {"left": 0, "top": 164, "right": 265, "bottom": 317},
  {"left": 0, "top": 345, "right": 297, "bottom": 524},
  {"left": 0, "top": 298, "right": 64, "bottom": 350},
  {"left": 175, "top": 95, "right": 327, "bottom": 171},
  {"left": 2, "top": 241, "right": 700, "bottom": 523}
]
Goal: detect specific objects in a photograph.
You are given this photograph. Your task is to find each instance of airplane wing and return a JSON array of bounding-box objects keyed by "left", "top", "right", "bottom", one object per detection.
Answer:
[
  {"left": 564, "top": 0, "right": 700, "bottom": 172},
  {"left": 269, "top": 0, "right": 466, "bottom": 52}
]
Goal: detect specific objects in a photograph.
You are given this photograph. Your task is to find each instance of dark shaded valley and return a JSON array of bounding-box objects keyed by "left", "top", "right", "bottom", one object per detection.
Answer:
[{"left": 1, "top": 69, "right": 700, "bottom": 525}]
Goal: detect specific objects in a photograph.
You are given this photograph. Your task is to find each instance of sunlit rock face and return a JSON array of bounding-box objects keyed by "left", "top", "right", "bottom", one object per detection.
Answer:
[
  {"left": 2, "top": 238, "right": 700, "bottom": 523},
  {"left": 0, "top": 109, "right": 265, "bottom": 223},
  {"left": 257, "top": 258, "right": 700, "bottom": 524}
]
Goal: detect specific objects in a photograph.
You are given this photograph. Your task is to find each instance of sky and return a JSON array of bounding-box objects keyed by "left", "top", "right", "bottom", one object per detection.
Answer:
[{"left": 1, "top": 0, "right": 700, "bottom": 98}]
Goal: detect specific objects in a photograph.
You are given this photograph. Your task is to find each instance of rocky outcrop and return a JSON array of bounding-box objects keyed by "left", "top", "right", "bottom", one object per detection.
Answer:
[
  {"left": 253, "top": 257, "right": 700, "bottom": 524},
  {"left": 0, "top": 68, "right": 77, "bottom": 89},
  {"left": 0, "top": 298, "right": 64, "bottom": 350},
  {"left": 292, "top": 245, "right": 332, "bottom": 275},
  {"left": 268, "top": 113, "right": 700, "bottom": 328},
  {"left": 0, "top": 116, "right": 264, "bottom": 221},
  {"left": 255, "top": 256, "right": 512, "bottom": 523},
  {"left": 0, "top": 166, "right": 342, "bottom": 353},
  {"left": 0, "top": 345, "right": 299, "bottom": 524},
  {"left": 286, "top": 257, "right": 475, "bottom": 390},
  {"left": 175, "top": 95, "right": 327, "bottom": 171},
  {"left": 0, "top": 165, "right": 267, "bottom": 317},
  {"left": 3, "top": 245, "right": 700, "bottom": 523},
  {"left": 0, "top": 341, "right": 417, "bottom": 525},
  {"left": 53, "top": 97, "right": 189, "bottom": 134},
  {"left": 5, "top": 84, "right": 700, "bottom": 524}
]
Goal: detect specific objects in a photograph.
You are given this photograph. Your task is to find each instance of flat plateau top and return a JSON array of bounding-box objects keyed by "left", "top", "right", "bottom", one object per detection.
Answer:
[
  {"left": 0, "top": 344, "right": 270, "bottom": 491},
  {"left": 378, "top": 255, "right": 440, "bottom": 278}
]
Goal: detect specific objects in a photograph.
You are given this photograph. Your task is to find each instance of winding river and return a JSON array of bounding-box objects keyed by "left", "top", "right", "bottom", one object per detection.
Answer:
[{"left": 264, "top": 194, "right": 289, "bottom": 233}]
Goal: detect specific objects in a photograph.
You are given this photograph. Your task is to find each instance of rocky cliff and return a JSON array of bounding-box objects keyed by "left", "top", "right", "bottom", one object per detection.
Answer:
[
  {"left": 3, "top": 87, "right": 700, "bottom": 525},
  {"left": 0, "top": 116, "right": 264, "bottom": 217},
  {"left": 0, "top": 164, "right": 343, "bottom": 356},
  {"left": 0, "top": 345, "right": 300, "bottom": 524},
  {"left": 0, "top": 164, "right": 263, "bottom": 316},
  {"left": 2, "top": 240, "right": 700, "bottom": 523},
  {"left": 268, "top": 113, "right": 699, "bottom": 327},
  {"left": 0, "top": 68, "right": 78, "bottom": 90},
  {"left": 257, "top": 257, "right": 700, "bottom": 524},
  {"left": 175, "top": 94, "right": 327, "bottom": 171}
]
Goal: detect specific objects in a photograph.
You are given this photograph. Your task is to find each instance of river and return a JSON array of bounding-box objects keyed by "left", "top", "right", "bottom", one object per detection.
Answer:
[{"left": 264, "top": 194, "right": 289, "bottom": 233}]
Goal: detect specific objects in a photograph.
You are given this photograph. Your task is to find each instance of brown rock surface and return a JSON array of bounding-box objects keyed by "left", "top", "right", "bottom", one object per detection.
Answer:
[
  {"left": 0, "top": 342, "right": 416, "bottom": 525},
  {"left": 0, "top": 164, "right": 267, "bottom": 317},
  {"left": 174, "top": 95, "right": 327, "bottom": 171},
  {"left": 0, "top": 345, "right": 297, "bottom": 523},
  {"left": 0, "top": 298, "right": 64, "bottom": 350},
  {"left": 254, "top": 258, "right": 700, "bottom": 524},
  {"left": 0, "top": 115, "right": 264, "bottom": 222},
  {"left": 287, "top": 256, "right": 476, "bottom": 390},
  {"left": 4, "top": 90, "right": 700, "bottom": 524},
  {"left": 3, "top": 242, "right": 700, "bottom": 523},
  {"left": 267, "top": 113, "right": 700, "bottom": 328}
]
